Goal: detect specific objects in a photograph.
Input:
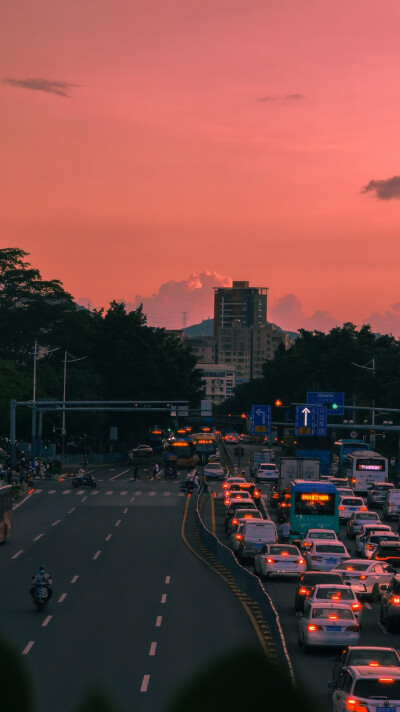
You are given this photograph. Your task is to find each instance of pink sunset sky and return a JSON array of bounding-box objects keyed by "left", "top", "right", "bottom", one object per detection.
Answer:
[{"left": 2, "top": 1, "right": 400, "bottom": 334}]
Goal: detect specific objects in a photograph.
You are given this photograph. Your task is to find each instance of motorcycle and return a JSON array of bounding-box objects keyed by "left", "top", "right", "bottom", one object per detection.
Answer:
[
  {"left": 179, "top": 479, "right": 195, "bottom": 493},
  {"left": 33, "top": 585, "right": 50, "bottom": 612},
  {"left": 72, "top": 473, "right": 96, "bottom": 488}
]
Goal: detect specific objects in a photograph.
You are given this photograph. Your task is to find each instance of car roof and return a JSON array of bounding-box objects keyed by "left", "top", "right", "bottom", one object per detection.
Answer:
[
  {"left": 313, "top": 584, "right": 352, "bottom": 590},
  {"left": 307, "top": 601, "right": 354, "bottom": 609}
]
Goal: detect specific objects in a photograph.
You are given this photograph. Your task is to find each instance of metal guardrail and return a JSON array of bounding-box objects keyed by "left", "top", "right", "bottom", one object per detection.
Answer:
[{"left": 194, "top": 496, "right": 294, "bottom": 680}]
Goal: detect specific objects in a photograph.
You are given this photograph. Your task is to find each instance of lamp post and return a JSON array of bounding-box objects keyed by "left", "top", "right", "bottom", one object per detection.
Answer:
[
  {"left": 352, "top": 358, "right": 376, "bottom": 449},
  {"left": 30, "top": 342, "right": 59, "bottom": 459},
  {"left": 61, "top": 351, "right": 86, "bottom": 462}
]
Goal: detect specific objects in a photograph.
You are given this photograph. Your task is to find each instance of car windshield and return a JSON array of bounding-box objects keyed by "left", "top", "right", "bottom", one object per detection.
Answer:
[
  {"left": 245, "top": 524, "right": 274, "bottom": 537},
  {"left": 269, "top": 545, "right": 299, "bottom": 555},
  {"left": 348, "top": 651, "right": 400, "bottom": 667},
  {"left": 312, "top": 607, "right": 353, "bottom": 619},
  {"left": 337, "top": 562, "right": 370, "bottom": 572},
  {"left": 353, "top": 678, "right": 400, "bottom": 699},
  {"left": 309, "top": 532, "right": 336, "bottom": 539},
  {"left": 315, "top": 588, "right": 353, "bottom": 600},
  {"left": 374, "top": 485, "right": 393, "bottom": 491},
  {"left": 315, "top": 545, "right": 347, "bottom": 554},
  {"left": 342, "top": 498, "right": 364, "bottom": 506},
  {"left": 370, "top": 535, "right": 399, "bottom": 544},
  {"left": 356, "top": 513, "right": 379, "bottom": 520}
]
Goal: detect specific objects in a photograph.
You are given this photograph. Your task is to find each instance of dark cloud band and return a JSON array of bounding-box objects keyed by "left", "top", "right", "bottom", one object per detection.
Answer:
[
  {"left": 2, "top": 77, "right": 79, "bottom": 98},
  {"left": 361, "top": 176, "right": 400, "bottom": 201}
]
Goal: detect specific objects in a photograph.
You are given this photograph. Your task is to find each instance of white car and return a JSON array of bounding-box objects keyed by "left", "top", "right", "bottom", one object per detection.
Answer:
[
  {"left": 230, "top": 516, "right": 262, "bottom": 553},
  {"left": 355, "top": 524, "right": 392, "bottom": 555},
  {"left": 338, "top": 496, "right": 367, "bottom": 521},
  {"left": 307, "top": 584, "right": 363, "bottom": 623},
  {"left": 227, "top": 509, "right": 263, "bottom": 535},
  {"left": 222, "top": 476, "right": 246, "bottom": 492},
  {"left": 336, "top": 487, "right": 354, "bottom": 498},
  {"left": 204, "top": 463, "right": 225, "bottom": 480},
  {"left": 129, "top": 444, "right": 153, "bottom": 458},
  {"left": 301, "top": 529, "right": 339, "bottom": 553},
  {"left": 346, "top": 510, "right": 381, "bottom": 539},
  {"left": 362, "top": 531, "right": 400, "bottom": 559},
  {"left": 331, "top": 665, "right": 400, "bottom": 712},
  {"left": 255, "top": 463, "right": 279, "bottom": 484},
  {"left": 305, "top": 542, "right": 350, "bottom": 571},
  {"left": 333, "top": 559, "right": 397, "bottom": 600},
  {"left": 298, "top": 602, "right": 360, "bottom": 651},
  {"left": 254, "top": 543, "right": 306, "bottom": 579}
]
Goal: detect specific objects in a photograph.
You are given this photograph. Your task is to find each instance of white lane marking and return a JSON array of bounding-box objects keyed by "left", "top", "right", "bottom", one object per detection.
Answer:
[
  {"left": 34, "top": 489, "right": 43, "bottom": 494},
  {"left": 364, "top": 602, "right": 372, "bottom": 610},
  {"left": 178, "top": 493, "right": 184, "bottom": 497},
  {"left": 34, "top": 533, "right": 44, "bottom": 541},
  {"left": 105, "top": 534, "right": 112, "bottom": 541},
  {"left": 91, "top": 490, "right": 99, "bottom": 495},
  {"left": 165, "top": 575, "right": 171, "bottom": 584},
  {"left": 161, "top": 594, "right": 167, "bottom": 603},
  {"left": 115, "top": 520, "right": 121, "bottom": 527},
  {"left": 58, "top": 593, "right": 67, "bottom": 603},
  {"left": 22, "top": 641, "right": 35, "bottom": 655},
  {"left": 62, "top": 490, "right": 71, "bottom": 495},
  {"left": 155, "top": 616, "right": 162, "bottom": 627},
  {"left": 110, "top": 468, "right": 131, "bottom": 481},
  {"left": 42, "top": 615, "right": 52, "bottom": 627},
  {"left": 135, "top": 492, "right": 142, "bottom": 496},
  {"left": 163, "top": 492, "right": 171, "bottom": 497},
  {"left": 76, "top": 490, "right": 85, "bottom": 495},
  {"left": 52, "top": 519, "right": 61, "bottom": 527},
  {"left": 12, "top": 550, "right": 23, "bottom": 559},
  {"left": 81, "top": 496, "right": 88, "bottom": 502},
  {"left": 71, "top": 575, "right": 79, "bottom": 584},
  {"left": 48, "top": 490, "right": 56, "bottom": 495},
  {"left": 140, "top": 675, "right": 150, "bottom": 692},
  {"left": 14, "top": 490, "right": 36, "bottom": 509},
  {"left": 123, "top": 508, "right": 128, "bottom": 514},
  {"left": 120, "top": 491, "right": 128, "bottom": 496},
  {"left": 68, "top": 507, "right": 76, "bottom": 514},
  {"left": 378, "top": 622, "right": 388, "bottom": 635},
  {"left": 149, "top": 492, "right": 156, "bottom": 497},
  {"left": 149, "top": 642, "right": 157, "bottom": 656},
  {"left": 130, "top": 497, "right": 135, "bottom": 503},
  {"left": 106, "top": 491, "right": 113, "bottom": 496},
  {"left": 93, "top": 550, "right": 101, "bottom": 560}
]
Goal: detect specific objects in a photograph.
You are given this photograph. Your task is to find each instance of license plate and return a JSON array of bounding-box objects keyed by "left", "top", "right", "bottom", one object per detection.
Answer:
[
  {"left": 327, "top": 626, "right": 341, "bottom": 631},
  {"left": 255, "top": 543, "right": 264, "bottom": 548},
  {"left": 326, "top": 558, "right": 337, "bottom": 564},
  {"left": 348, "top": 507, "right": 356, "bottom": 511}
]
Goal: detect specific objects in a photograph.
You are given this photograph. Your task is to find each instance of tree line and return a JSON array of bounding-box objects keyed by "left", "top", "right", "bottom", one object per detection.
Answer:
[{"left": 0, "top": 248, "right": 203, "bottom": 449}]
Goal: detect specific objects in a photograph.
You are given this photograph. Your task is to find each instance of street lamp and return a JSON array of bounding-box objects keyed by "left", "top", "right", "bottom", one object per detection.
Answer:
[
  {"left": 353, "top": 358, "right": 376, "bottom": 448},
  {"left": 30, "top": 342, "right": 59, "bottom": 458},
  {"left": 61, "top": 351, "right": 87, "bottom": 461}
]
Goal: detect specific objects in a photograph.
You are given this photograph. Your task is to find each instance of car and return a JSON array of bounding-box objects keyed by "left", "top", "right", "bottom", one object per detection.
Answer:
[
  {"left": 332, "top": 646, "right": 400, "bottom": 687},
  {"left": 307, "top": 584, "right": 363, "bottom": 623},
  {"left": 229, "top": 515, "right": 263, "bottom": 552},
  {"left": 129, "top": 444, "right": 153, "bottom": 458},
  {"left": 380, "top": 574, "right": 400, "bottom": 631},
  {"left": 298, "top": 602, "right": 360, "bottom": 651},
  {"left": 255, "top": 463, "right": 279, "bottom": 484},
  {"left": 224, "top": 499, "right": 257, "bottom": 531},
  {"left": 362, "top": 531, "right": 400, "bottom": 560},
  {"left": 225, "top": 481, "right": 261, "bottom": 503},
  {"left": 372, "top": 541, "right": 400, "bottom": 568},
  {"left": 240, "top": 435, "right": 253, "bottom": 444},
  {"left": 294, "top": 571, "right": 345, "bottom": 613},
  {"left": 331, "top": 665, "right": 400, "bottom": 711},
  {"left": 254, "top": 543, "right": 306, "bottom": 579},
  {"left": 222, "top": 476, "right": 246, "bottom": 492},
  {"left": 305, "top": 542, "right": 350, "bottom": 571},
  {"left": 367, "top": 482, "right": 395, "bottom": 508},
  {"left": 223, "top": 491, "right": 254, "bottom": 509},
  {"left": 238, "top": 519, "right": 278, "bottom": 562},
  {"left": 300, "top": 529, "right": 339, "bottom": 553},
  {"left": 355, "top": 524, "right": 392, "bottom": 555},
  {"left": 227, "top": 508, "right": 263, "bottom": 535},
  {"left": 333, "top": 559, "right": 397, "bottom": 600},
  {"left": 336, "top": 487, "right": 355, "bottom": 498},
  {"left": 383, "top": 489, "right": 400, "bottom": 520},
  {"left": 338, "top": 496, "right": 368, "bottom": 521},
  {"left": 346, "top": 510, "right": 381, "bottom": 539},
  {"left": 203, "top": 463, "right": 225, "bottom": 480}
]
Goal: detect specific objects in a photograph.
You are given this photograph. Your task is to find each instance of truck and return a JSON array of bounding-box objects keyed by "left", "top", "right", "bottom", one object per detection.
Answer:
[
  {"left": 278, "top": 457, "right": 321, "bottom": 493},
  {"left": 250, "top": 448, "right": 275, "bottom": 476}
]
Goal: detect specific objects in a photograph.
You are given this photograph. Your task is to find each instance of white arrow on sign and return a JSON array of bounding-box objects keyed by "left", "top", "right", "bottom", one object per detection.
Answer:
[
  {"left": 301, "top": 407, "right": 311, "bottom": 426},
  {"left": 256, "top": 408, "right": 265, "bottom": 424}
]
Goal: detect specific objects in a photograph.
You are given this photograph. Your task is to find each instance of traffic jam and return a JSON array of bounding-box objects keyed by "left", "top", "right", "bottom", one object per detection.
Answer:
[{"left": 211, "top": 437, "right": 400, "bottom": 712}]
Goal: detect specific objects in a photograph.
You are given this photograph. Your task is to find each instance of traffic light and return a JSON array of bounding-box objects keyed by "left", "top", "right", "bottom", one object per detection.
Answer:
[
  {"left": 275, "top": 399, "right": 283, "bottom": 407},
  {"left": 325, "top": 402, "right": 339, "bottom": 411}
]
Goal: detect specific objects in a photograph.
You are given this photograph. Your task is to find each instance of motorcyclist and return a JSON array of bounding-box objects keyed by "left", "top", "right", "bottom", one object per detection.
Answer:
[
  {"left": 30, "top": 565, "right": 53, "bottom": 601},
  {"left": 278, "top": 519, "right": 291, "bottom": 544}
]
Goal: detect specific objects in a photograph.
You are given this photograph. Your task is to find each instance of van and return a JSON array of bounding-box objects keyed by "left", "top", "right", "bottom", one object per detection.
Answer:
[
  {"left": 238, "top": 519, "right": 277, "bottom": 561},
  {"left": 383, "top": 489, "right": 400, "bottom": 520}
]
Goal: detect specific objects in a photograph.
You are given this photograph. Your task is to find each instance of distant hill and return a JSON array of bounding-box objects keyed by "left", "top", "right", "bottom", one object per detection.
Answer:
[{"left": 184, "top": 318, "right": 298, "bottom": 340}]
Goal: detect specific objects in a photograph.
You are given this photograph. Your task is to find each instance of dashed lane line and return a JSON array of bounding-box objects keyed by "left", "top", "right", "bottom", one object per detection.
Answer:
[
  {"left": 140, "top": 675, "right": 150, "bottom": 692},
  {"left": 71, "top": 575, "right": 79, "bottom": 584},
  {"left": 105, "top": 534, "right": 112, "bottom": 541},
  {"left": 81, "top": 496, "right": 88, "bottom": 502},
  {"left": 155, "top": 616, "right": 162, "bottom": 627},
  {"left": 120, "top": 491, "right": 128, "bottom": 495},
  {"left": 161, "top": 594, "right": 167, "bottom": 603},
  {"left": 91, "top": 490, "right": 99, "bottom": 495},
  {"left": 42, "top": 615, "right": 52, "bottom": 627},
  {"left": 34, "top": 533, "right": 44, "bottom": 541},
  {"left": 123, "top": 508, "right": 128, "bottom": 514},
  {"left": 149, "top": 642, "right": 157, "bottom": 656},
  {"left": 106, "top": 491, "right": 113, "bottom": 496},
  {"left": 93, "top": 550, "right": 101, "bottom": 560},
  {"left": 12, "top": 550, "right": 23, "bottom": 559},
  {"left": 165, "top": 575, "right": 171, "bottom": 584},
  {"left": 52, "top": 519, "right": 61, "bottom": 527},
  {"left": 22, "top": 641, "right": 35, "bottom": 655},
  {"left": 58, "top": 593, "right": 67, "bottom": 603},
  {"left": 115, "top": 520, "right": 121, "bottom": 527},
  {"left": 48, "top": 490, "right": 56, "bottom": 495},
  {"left": 68, "top": 507, "right": 75, "bottom": 514},
  {"left": 62, "top": 490, "right": 72, "bottom": 495}
]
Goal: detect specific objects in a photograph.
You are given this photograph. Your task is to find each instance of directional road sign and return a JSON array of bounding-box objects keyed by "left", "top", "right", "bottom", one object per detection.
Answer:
[
  {"left": 295, "top": 405, "right": 327, "bottom": 437},
  {"left": 307, "top": 391, "right": 345, "bottom": 416},
  {"left": 251, "top": 405, "right": 271, "bottom": 435}
]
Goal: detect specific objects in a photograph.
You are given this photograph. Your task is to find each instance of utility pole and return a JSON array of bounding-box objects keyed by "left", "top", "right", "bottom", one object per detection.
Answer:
[
  {"left": 353, "top": 358, "right": 376, "bottom": 449},
  {"left": 61, "top": 351, "right": 87, "bottom": 462}
]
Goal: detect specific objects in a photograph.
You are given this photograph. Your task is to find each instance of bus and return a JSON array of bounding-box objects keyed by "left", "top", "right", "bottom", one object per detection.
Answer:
[
  {"left": 168, "top": 439, "right": 198, "bottom": 468},
  {"left": 330, "top": 439, "right": 371, "bottom": 477},
  {"left": 192, "top": 433, "right": 217, "bottom": 460},
  {"left": 289, "top": 480, "right": 339, "bottom": 542},
  {"left": 147, "top": 429, "right": 165, "bottom": 453},
  {"left": 0, "top": 485, "right": 12, "bottom": 542},
  {"left": 344, "top": 451, "right": 388, "bottom": 494}
]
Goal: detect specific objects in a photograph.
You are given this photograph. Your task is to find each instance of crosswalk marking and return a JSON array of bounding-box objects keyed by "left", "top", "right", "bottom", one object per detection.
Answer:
[
  {"left": 120, "top": 491, "right": 128, "bottom": 495},
  {"left": 105, "top": 491, "right": 113, "bottom": 496},
  {"left": 48, "top": 490, "right": 56, "bottom": 495},
  {"left": 34, "top": 489, "right": 42, "bottom": 494},
  {"left": 29, "top": 488, "right": 184, "bottom": 499},
  {"left": 91, "top": 490, "right": 99, "bottom": 495},
  {"left": 62, "top": 490, "right": 71, "bottom": 495}
]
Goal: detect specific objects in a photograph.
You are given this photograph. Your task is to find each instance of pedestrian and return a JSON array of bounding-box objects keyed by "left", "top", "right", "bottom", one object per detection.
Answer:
[
  {"left": 153, "top": 463, "right": 160, "bottom": 479},
  {"left": 193, "top": 473, "right": 200, "bottom": 492},
  {"left": 133, "top": 465, "right": 139, "bottom": 481}
]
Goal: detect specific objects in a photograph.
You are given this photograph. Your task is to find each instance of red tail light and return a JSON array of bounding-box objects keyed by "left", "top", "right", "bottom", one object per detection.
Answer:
[
  {"left": 307, "top": 624, "right": 323, "bottom": 632},
  {"left": 360, "top": 506, "right": 368, "bottom": 511},
  {"left": 359, "top": 575, "right": 367, "bottom": 580},
  {"left": 231, "top": 519, "right": 238, "bottom": 526},
  {"left": 338, "top": 505, "right": 345, "bottom": 511},
  {"left": 235, "top": 534, "right": 243, "bottom": 541},
  {"left": 266, "top": 558, "right": 275, "bottom": 564},
  {"left": 351, "top": 603, "right": 362, "bottom": 611},
  {"left": 390, "top": 596, "right": 400, "bottom": 605},
  {"left": 281, "top": 551, "right": 289, "bottom": 556},
  {"left": 379, "top": 677, "right": 395, "bottom": 683},
  {"left": 328, "top": 615, "right": 338, "bottom": 620},
  {"left": 298, "top": 588, "right": 309, "bottom": 595},
  {"left": 298, "top": 559, "right": 305, "bottom": 565}
]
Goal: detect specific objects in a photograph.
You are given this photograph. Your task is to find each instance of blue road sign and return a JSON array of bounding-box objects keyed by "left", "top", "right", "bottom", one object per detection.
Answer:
[
  {"left": 295, "top": 405, "right": 327, "bottom": 437},
  {"left": 251, "top": 405, "right": 271, "bottom": 435},
  {"left": 307, "top": 391, "right": 345, "bottom": 416}
]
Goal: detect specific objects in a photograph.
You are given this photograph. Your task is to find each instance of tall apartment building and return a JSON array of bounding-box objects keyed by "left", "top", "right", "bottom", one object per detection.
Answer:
[
  {"left": 213, "top": 281, "right": 268, "bottom": 335},
  {"left": 198, "top": 364, "right": 236, "bottom": 405},
  {"left": 183, "top": 335, "right": 217, "bottom": 364}
]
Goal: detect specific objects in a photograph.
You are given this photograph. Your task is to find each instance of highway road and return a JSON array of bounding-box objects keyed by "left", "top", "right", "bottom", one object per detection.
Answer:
[
  {"left": 1, "top": 465, "right": 260, "bottom": 712},
  {"left": 216, "top": 442, "right": 400, "bottom": 712}
]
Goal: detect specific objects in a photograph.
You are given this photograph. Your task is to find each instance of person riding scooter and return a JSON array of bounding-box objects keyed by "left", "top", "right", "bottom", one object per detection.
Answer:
[{"left": 30, "top": 565, "right": 53, "bottom": 602}]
